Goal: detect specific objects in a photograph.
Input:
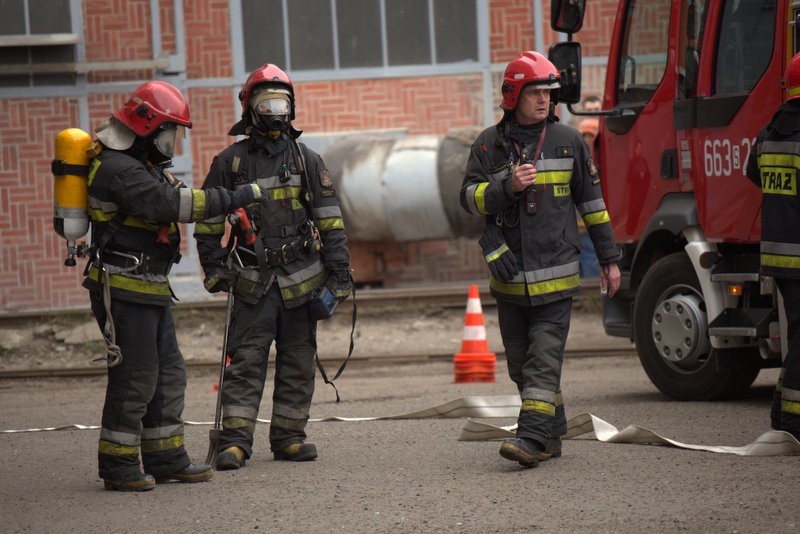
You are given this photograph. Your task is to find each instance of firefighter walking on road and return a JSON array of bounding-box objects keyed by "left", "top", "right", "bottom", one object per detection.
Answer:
[
  {"left": 195, "top": 64, "right": 351, "bottom": 470},
  {"left": 745, "top": 51, "right": 800, "bottom": 441},
  {"left": 460, "top": 51, "right": 620, "bottom": 467},
  {"left": 84, "top": 81, "right": 263, "bottom": 491}
]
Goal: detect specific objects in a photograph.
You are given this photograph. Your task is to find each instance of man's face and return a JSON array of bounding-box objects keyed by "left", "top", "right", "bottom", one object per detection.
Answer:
[
  {"left": 515, "top": 85, "right": 551, "bottom": 125},
  {"left": 583, "top": 99, "right": 601, "bottom": 112}
]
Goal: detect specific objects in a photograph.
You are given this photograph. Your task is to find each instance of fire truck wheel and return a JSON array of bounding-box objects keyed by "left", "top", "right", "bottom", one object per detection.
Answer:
[{"left": 633, "top": 252, "right": 759, "bottom": 401}]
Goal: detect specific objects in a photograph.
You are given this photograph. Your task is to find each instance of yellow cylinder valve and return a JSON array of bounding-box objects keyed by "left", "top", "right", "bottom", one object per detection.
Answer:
[{"left": 53, "top": 128, "right": 92, "bottom": 266}]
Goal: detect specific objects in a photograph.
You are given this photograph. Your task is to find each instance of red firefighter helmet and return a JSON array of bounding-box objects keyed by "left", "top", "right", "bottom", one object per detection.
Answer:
[
  {"left": 238, "top": 63, "right": 295, "bottom": 120},
  {"left": 114, "top": 81, "right": 192, "bottom": 136},
  {"left": 786, "top": 52, "right": 800, "bottom": 101},
  {"left": 501, "top": 51, "right": 561, "bottom": 111}
]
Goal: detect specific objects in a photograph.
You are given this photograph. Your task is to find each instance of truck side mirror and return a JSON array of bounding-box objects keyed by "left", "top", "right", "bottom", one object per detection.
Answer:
[
  {"left": 549, "top": 41, "right": 582, "bottom": 104},
  {"left": 551, "top": 0, "right": 585, "bottom": 34}
]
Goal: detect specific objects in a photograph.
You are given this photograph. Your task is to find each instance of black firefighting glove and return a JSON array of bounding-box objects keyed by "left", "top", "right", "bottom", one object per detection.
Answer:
[
  {"left": 203, "top": 267, "right": 238, "bottom": 294},
  {"left": 230, "top": 184, "right": 262, "bottom": 210},
  {"left": 479, "top": 223, "right": 518, "bottom": 282},
  {"left": 326, "top": 263, "right": 353, "bottom": 301}
]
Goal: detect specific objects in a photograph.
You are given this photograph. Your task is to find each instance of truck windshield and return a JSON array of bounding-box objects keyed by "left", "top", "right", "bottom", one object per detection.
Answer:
[
  {"left": 715, "top": 0, "right": 776, "bottom": 95},
  {"left": 616, "top": 0, "right": 671, "bottom": 106}
]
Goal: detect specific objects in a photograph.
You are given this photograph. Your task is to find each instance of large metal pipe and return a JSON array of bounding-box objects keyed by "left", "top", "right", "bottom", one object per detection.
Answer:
[{"left": 323, "top": 128, "right": 483, "bottom": 242}]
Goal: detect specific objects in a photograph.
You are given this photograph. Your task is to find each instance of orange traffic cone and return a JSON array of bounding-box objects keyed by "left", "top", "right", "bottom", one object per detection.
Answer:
[{"left": 453, "top": 284, "right": 496, "bottom": 383}]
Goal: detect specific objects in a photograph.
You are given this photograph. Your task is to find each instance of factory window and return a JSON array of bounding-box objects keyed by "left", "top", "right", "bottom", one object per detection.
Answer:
[
  {"left": 241, "top": 0, "right": 479, "bottom": 72},
  {"left": 0, "top": 0, "right": 78, "bottom": 87}
]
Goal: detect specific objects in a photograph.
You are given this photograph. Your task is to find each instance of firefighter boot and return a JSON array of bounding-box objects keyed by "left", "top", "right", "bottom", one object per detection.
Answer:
[
  {"left": 542, "top": 437, "right": 563, "bottom": 460},
  {"left": 216, "top": 446, "right": 246, "bottom": 470},
  {"left": 499, "top": 437, "right": 546, "bottom": 468},
  {"left": 155, "top": 463, "right": 213, "bottom": 484},
  {"left": 103, "top": 472, "right": 156, "bottom": 492},
  {"left": 273, "top": 442, "right": 317, "bottom": 461}
]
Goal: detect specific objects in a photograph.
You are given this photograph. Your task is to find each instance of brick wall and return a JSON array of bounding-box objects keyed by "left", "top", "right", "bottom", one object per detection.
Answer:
[{"left": 0, "top": 98, "right": 86, "bottom": 312}]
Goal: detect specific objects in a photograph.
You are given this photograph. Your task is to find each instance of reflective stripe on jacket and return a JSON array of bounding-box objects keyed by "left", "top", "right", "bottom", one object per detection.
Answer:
[
  {"left": 461, "top": 119, "right": 618, "bottom": 306},
  {"left": 747, "top": 127, "right": 800, "bottom": 279},
  {"left": 83, "top": 150, "right": 234, "bottom": 305},
  {"left": 195, "top": 135, "right": 349, "bottom": 308}
]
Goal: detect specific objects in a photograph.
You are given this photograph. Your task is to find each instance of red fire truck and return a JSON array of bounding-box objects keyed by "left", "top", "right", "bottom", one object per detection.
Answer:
[{"left": 549, "top": 0, "right": 794, "bottom": 399}]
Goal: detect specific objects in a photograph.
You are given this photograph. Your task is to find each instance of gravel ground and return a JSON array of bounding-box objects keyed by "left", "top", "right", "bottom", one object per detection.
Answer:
[{"left": 0, "top": 288, "right": 625, "bottom": 372}]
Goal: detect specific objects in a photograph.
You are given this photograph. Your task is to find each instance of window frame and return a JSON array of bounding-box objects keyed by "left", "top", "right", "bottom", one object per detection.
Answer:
[
  {"left": 237, "top": 0, "right": 481, "bottom": 76},
  {"left": 0, "top": 0, "right": 83, "bottom": 88}
]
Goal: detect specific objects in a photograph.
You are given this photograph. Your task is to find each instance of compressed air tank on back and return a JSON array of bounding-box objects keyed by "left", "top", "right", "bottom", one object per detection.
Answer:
[{"left": 53, "top": 128, "right": 92, "bottom": 266}]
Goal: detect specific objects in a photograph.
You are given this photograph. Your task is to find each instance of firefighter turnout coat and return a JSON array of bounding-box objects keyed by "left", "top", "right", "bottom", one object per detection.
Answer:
[
  {"left": 746, "top": 102, "right": 800, "bottom": 280},
  {"left": 195, "top": 133, "right": 348, "bottom": 307},
  {"left": 460, "top": 118, "right": 619, "bottom": 305},
  {"left": 83, "top": 149, "right": 243, "bottom": 303}
]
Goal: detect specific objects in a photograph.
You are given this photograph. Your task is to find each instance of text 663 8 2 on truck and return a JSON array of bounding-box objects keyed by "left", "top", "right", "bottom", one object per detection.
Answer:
[{"left": 548, "top": 0, "right": 796, "bottom": 400}]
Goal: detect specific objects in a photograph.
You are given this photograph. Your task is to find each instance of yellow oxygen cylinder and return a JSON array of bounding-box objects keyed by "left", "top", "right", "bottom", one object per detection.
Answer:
[{"left": 53, "top": 128, "right": 92, "bottom": 266}]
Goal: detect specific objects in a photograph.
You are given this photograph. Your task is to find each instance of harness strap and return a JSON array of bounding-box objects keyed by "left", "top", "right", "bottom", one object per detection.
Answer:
[{"left": 314, "top": 279, "right": 357, "bottom": 402}]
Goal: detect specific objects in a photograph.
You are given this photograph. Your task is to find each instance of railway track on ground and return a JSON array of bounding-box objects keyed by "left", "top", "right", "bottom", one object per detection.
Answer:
[
  {"left": 0, "top": 281, "right": 626, "bottom": 379},
  {"left": 0, "top": 346, "right": 638, "bottom": 379}
]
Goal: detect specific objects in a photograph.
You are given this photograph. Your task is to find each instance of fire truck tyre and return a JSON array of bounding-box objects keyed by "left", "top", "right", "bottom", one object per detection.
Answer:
[{"left": 633, "top": 252, "right": 759, "bottom": 401}]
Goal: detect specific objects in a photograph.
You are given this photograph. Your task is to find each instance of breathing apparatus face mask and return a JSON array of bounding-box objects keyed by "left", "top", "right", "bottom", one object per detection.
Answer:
[
  {"left": 154, "top": 124, "right": 185, "bottom": 159},
  {"left": 250, "top": 88, "right": 291, "bottom": 137},
  {"left": 145, "top": 124, "right": 185, "bottom": 166}
]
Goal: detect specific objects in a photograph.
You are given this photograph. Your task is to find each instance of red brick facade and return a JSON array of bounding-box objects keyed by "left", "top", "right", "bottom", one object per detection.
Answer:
[{"left": 0, "top": 0, "right": 617, "bottom": 314}]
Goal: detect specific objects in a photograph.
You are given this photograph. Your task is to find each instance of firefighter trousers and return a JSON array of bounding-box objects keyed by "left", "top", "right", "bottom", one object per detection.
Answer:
[
  {"left": 497, "top": 297, "right": 571, "bottom": 448},
  {"left": 89, "top": 292, "right": 191, "bottom": 481},
  {"left": 219, "top": 284, "right": 317, "bottom": 457},
  {"left": 773, "top": 279, "right": 800, "bottom": 438}
]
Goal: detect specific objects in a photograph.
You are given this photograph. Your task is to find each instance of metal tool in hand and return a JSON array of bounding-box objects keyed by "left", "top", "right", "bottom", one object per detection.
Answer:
[{"left": 205, "top": 247, "right": 242, "bottom": 465}]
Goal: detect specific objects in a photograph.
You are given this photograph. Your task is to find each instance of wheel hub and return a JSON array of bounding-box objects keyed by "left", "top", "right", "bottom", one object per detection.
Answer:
[{"left": 650, "top": 292, "right": 711, "bottom": 369}]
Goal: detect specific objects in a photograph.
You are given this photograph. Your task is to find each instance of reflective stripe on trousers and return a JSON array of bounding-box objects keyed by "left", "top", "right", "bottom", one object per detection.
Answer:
[
  {"left": 497, "top": 297, "right": 572, "bottom": 446},
  {"left": 220, "top": 284, "right": 317, "bottom": 456},
  {"left": 774, "top": 279, "right": 800, "bottom": 437},
  {"left": 89, "top": 292, "right": 190, "bottom": 479}
]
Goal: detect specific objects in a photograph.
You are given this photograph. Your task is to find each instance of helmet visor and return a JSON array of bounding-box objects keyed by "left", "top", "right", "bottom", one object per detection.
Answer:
[
  {"left": 154, "top": 124, "right": 185, "bottom": 159},
  {"left": 253, "top": 96, "right": 291, "bottom": 116}
]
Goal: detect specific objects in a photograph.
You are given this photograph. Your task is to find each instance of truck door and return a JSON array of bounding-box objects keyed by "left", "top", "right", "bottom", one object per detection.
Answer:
[
  {"left": 682, "top": 0, "right": 782, "bottom": 243},
  {"left": 601, "top": 0, "right": 681, "bottom": 242}
]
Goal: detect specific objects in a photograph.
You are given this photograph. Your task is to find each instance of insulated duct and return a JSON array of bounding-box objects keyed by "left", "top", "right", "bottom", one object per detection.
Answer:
[{"left": 323, "top": 128, "right": 483, "bottom": 242}]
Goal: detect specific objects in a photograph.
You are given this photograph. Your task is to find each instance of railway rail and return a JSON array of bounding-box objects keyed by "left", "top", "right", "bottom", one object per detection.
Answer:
[
  {"left": 0, "top": 346, "right": 636, "bottom": 379},
  {"left": 0, "top": 280, "right": 622, "bottom": 379}
]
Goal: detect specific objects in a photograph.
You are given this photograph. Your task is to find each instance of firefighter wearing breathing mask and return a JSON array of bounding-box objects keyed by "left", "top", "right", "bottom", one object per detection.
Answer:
[
  {"left": 460, "top": 51, "right": 620, "bottom": 468},
  {"left": 83, "top": 80, "right": 263, "bottom": 491},
  {"left": 195, "top": 64, "right": 351, "bottom": 470}
]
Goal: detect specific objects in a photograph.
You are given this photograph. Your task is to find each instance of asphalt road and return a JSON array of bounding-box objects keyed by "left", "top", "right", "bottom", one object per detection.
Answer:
[{"left": 1, "top": 353, "right": 797, "bottom": 533}]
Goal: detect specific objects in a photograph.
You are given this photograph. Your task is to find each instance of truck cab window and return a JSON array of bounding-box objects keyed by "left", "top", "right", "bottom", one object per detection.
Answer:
[
  {"left": 616, "top": 0, "right": 671, "bottom": 106},
  {"left": 794, "top": 7, "right": 800, "bottom": 55},
  {"left": 678, "top": 0, "right": 707, "bottom": 98},
  {"left": 714, "top": 0, "right": 776, "bottom": 95}
]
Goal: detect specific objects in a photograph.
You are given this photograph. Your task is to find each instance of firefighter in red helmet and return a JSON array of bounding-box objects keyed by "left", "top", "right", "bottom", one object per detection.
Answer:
[
  {"left": 195, "top": 64, "right": 351, "bottom": 469},
  {"left": 745, "top": 51, "right": 800, "bottom": 441},
  {"left": 460, "top": 51, "right": 620, "bottom": 467},
  {"left": 84, "top": 81, "right": 262, "bottom": 491}
]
